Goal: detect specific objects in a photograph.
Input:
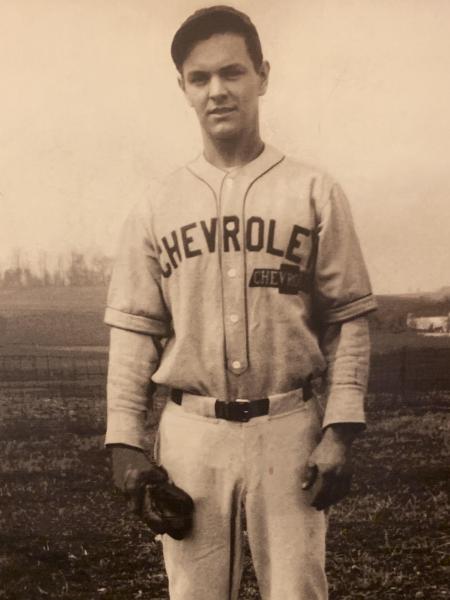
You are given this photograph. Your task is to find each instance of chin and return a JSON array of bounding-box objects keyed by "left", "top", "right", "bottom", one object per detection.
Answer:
[{"left": 209, "top": 125, "right": 240, "bottom": 141}]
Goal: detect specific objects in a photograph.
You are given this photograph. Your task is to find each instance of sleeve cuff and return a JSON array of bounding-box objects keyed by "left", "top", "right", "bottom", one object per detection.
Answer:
[
  {"left": 104, "top": 307, "right": 170, "bottom": 336},
  {"left": 321, "top": 294, "right": 377, "bottom": 324},
  {"left": 322, "top": 386, "right": 366, "bottom": 429},
  {"left": 104, "top": 407, "right": 149, "bottom": 448},
  {"left": 104, "top": 428, "right": 146, "bottom": 449}
]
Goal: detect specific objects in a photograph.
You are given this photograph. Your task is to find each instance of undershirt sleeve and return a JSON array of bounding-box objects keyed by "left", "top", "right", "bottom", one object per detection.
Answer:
[
  {"left": 105, "top": 327, "right": 162, "bottom": 448},
  {"left": 320, "top": 315, "right": 371, "bottom": 428}
]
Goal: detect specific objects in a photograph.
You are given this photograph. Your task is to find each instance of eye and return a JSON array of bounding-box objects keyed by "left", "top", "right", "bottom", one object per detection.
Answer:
[
  {"left": 222, "top": 67, "right": 245, "bottom": 80},
  {"left": 188, "top": 73, "right": 209, "bottom": 86}
]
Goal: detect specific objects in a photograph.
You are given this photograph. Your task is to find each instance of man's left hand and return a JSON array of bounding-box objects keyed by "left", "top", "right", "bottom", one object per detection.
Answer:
[{"left": 301, "top": 423, "right": 361, "bottom": 511}]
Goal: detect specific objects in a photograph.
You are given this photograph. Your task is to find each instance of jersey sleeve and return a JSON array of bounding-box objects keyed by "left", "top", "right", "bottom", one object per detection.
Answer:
[
  {"left": 313, "top": 181, "right": 377, "bottom": 324},
  {"left": 104, "top": 199, "right": 171, "bottom": 336}
]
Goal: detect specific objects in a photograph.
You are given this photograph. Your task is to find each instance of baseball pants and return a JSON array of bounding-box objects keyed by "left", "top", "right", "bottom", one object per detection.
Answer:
[{"left": 156, "top": 389, "right": 328, "bottom": 600}]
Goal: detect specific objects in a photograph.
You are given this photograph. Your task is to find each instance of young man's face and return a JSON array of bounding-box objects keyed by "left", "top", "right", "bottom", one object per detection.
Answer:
[{"left": 179, "top": 32, "right": 269, "bottom": 142}]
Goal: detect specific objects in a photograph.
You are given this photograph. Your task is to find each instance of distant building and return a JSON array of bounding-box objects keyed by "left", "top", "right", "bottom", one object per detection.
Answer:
[{"left": 406, "top": 313, "right": 450, "bottom": 333}]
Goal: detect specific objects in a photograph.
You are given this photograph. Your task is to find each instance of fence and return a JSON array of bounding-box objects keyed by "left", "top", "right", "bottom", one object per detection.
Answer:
[
  {"left": 369, "top": 347, "right": 450, "bottom": 394},
  {"left": 1, "top": 347, "right": 450, "bottom": 398},
  {"left": 0, "top": 354, "right": 107, "bottom": 398},
  {"left": 0, "top": 354, "right": 106, "bottom": 380}
]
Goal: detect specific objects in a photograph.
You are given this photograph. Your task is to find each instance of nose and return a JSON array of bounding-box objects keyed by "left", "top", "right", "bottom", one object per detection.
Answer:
[{"left": 208, "top": 75, "right": 227, "bottom": 100}]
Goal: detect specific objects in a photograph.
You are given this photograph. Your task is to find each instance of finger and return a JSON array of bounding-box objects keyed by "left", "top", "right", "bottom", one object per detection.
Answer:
[
  {"left": 141, "top": 487, "right": 169, "bottom": 534},
  {"left": 127, "top": 496, "right": 140, "bottom": 515},
  {"left": 123, "top": 469, "right": 152, "bottom": 516},
  {"left": 310, "top": 472, "right": 336, "bottom": 510},
  {"left": 301, "top": 463, "right": 318, "bottom": 490},
  {"left": 126, "top": 487, "right": 145, "bottom": 515},
  {"left": 312, "top": 470, "right": 352, "bottom": 510}
]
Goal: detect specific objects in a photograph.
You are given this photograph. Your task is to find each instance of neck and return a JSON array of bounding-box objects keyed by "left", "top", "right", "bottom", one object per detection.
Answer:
[{"left": 202, "top": 126, "right": 264, "bottom": 170}]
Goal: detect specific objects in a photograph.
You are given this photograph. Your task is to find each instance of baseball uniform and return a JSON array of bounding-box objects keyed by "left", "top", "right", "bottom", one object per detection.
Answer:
[{"left": 105, "top": 144, "right": 376, "bottom": 599}]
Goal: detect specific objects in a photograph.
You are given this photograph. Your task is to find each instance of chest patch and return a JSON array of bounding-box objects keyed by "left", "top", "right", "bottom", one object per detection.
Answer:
[{"left": 249, "top": 264, "right": 311, "bottom": 295}]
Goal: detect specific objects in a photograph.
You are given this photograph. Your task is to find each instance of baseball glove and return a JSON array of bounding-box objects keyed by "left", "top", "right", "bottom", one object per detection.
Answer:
[{"left": 124, "top": 465, "right": 194, "bottom": 540}]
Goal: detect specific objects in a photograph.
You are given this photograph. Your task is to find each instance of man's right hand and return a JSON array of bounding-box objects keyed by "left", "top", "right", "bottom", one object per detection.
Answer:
[
  {"left": 110, "top": 443, "right": 159, "bottom": 489},
  {"left": 109, "top": 444, "right": 194, "bottom": 540}
]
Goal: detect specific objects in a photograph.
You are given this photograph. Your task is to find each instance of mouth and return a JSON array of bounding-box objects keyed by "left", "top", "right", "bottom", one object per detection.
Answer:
[{"left": 208, "top": 107, "right": 237, "bottom": 116}]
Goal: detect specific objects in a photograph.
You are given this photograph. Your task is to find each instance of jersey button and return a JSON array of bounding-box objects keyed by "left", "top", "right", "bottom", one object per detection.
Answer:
[
  {"left": 230, "top": 314, "right": 239, "bottom": 323},
  {"left": 227, "top": 268, "right": 237, "bottom": 278},
  {"left": 231, "top": 360, "right": 241, "bottom": 370}
]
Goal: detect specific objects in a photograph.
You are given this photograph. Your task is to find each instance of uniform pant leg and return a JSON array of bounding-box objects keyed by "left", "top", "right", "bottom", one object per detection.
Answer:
[
  {"left": 244, "top": 401, "right": 328, "bottom": 600},
  {"left": 156, "top": 401, "right": 245, "bottom": 600}
]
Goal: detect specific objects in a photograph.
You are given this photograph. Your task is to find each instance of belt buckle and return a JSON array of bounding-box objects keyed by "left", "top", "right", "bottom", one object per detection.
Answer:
[{"left": 235, "top": 398, "right": 251, "bottom": 422}]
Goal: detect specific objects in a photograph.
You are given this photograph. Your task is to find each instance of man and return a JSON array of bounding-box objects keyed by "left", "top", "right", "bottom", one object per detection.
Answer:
[{"left": 105, "top": 6, "right": 376, "bottom": 599}]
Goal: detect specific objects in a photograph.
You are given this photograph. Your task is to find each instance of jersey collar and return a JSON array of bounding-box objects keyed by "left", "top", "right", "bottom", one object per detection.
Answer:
[{"left": 187, "top": 144, "right": 285, "bottom": 191}]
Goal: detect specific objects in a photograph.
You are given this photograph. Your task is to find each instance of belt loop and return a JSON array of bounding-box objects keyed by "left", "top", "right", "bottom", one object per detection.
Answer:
[
  {"left": 303, "top": 376, "right": 313, "bottom": 401},
  {"left": 170, "top": 388, "right": 183, "bottom": 405}
]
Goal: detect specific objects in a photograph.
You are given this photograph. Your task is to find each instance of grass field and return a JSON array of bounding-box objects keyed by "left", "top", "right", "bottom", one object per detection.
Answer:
[
  {"left": 1, "top": 286, "right": 449, "bottom": 598},
  {"left": 0, "top": 389, "right": 448, "bottom": 600}
]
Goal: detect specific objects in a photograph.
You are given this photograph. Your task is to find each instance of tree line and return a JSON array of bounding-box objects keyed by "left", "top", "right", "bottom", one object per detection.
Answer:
[{"left": 0, "top": 250, "right": 113, "bottom": 288}]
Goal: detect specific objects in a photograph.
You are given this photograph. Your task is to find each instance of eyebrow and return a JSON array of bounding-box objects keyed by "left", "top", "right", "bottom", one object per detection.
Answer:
[{"left": 186, "top": 63, "right": 247, "bottom": 78}]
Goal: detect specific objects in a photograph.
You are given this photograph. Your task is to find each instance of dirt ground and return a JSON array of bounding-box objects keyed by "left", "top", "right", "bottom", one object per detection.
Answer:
[{"left": 0, "top": 390, "right": 449, "bottom": 599}]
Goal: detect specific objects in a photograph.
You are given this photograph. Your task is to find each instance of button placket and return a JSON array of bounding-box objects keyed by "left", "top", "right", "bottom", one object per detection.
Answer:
[{"left": 220, "top": 174, "right": 248, "bottom": 374}]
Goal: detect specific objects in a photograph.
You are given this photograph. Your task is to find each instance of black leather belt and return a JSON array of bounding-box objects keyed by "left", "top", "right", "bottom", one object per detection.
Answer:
[{"left": 170, "top": 383, "right": 312, "bottom": 423}]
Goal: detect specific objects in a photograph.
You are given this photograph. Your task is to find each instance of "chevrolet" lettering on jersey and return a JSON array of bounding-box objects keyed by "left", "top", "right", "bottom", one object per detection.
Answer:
[{"left": 158, "top": 216, "right": 311, "bottom": 278}]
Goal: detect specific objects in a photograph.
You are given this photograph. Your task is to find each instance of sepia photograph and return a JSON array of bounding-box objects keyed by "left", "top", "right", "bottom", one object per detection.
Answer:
[{"left": 0, "top": 1, "right": 449, "bottom": 598}]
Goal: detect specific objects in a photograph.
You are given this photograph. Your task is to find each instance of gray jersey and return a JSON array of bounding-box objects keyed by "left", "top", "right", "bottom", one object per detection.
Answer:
[{"left": 105, "top": 145, "right": 376, "bottom": 406}]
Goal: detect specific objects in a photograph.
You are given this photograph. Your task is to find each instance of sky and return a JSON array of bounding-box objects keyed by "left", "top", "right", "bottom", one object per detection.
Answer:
[{"left": 0, "top": 0, "right": 449, "bottom": 294}]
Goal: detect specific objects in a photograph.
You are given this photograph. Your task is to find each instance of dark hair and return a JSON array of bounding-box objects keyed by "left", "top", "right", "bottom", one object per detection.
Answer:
[{"left": 171, "top": 5, "right": 263, "bottom": 73}]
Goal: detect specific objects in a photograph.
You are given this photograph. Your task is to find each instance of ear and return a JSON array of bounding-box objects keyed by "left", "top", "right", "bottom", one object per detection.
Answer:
[
  {"left": 258, "top": 60, "right": 270, "bottom": 97},
  {"left": 178, "top": 75, "right": 194, "bottom": 107}
]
